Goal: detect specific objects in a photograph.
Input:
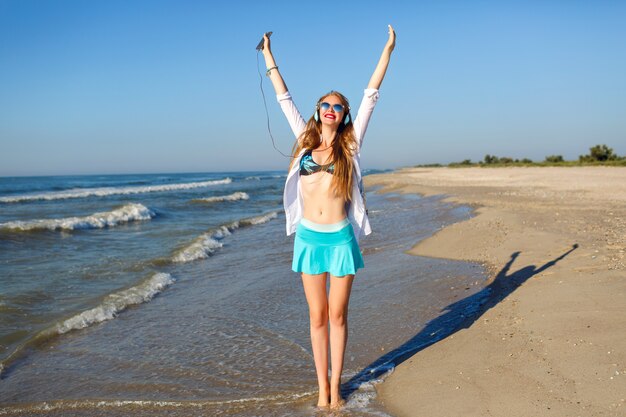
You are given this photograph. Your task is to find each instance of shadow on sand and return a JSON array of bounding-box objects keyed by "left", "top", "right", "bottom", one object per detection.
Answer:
[{"left": 343, "top": 243, "right": 579, "bottom": 398}]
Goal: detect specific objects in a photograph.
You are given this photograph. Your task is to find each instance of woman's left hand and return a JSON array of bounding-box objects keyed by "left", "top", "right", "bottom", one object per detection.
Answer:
[{"left": 385, "top": 24, "right": 396, "bottom": 52}]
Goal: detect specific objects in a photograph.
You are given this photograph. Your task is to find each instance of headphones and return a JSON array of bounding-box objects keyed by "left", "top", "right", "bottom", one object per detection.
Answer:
[{"left": 314, "top": 102, "right": 351, "bottom": 125}]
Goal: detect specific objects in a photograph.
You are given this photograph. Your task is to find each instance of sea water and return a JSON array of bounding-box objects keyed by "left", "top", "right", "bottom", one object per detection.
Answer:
[{"left": 0, "top": 171, "right": 489, "bottom": 416}]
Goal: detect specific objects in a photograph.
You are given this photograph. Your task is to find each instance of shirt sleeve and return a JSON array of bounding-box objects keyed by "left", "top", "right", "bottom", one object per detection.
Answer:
[
  {"left": 352, "top": 88, "right": 380, "bottom": 150},
  {"left": 277, "top": 91, "right": 307, "bottom": 139}
]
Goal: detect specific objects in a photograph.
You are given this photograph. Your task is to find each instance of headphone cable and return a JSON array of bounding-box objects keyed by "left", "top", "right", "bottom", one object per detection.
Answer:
[
  {"left": 257, "top": 50, "right": 294, "bottom": 159},
  {"left": 257, "top": 50, "right": 335, "bottom": 157}
]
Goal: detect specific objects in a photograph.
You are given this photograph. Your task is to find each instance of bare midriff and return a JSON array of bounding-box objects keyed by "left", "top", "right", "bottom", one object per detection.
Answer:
[{"left": 300, "top": 171, "right": 347, "bottom": 224}]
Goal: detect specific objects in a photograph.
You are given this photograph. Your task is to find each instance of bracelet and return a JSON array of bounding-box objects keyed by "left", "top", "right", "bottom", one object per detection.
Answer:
[{"left": 266, "top": 66, "right": 278, "bottom": 76}]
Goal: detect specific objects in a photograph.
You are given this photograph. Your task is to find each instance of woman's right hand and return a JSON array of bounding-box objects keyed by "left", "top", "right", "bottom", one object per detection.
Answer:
[
  {"left": 262, "top": 33, "right": 272, "bottom": 55},
  {"left": 261, "top": 32, "right": 287, "bottom": 94}
]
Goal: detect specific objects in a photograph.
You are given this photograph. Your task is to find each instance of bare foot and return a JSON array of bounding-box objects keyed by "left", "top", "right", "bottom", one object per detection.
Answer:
[
  {"left": 330, "top": 398, "right": 346, "bottom": 410},
  {"left": 317, "top": 383, "right": 331, "bottom": 408},
  {"left": 330, "top": 385, "right": 344, "bottom": 409}
]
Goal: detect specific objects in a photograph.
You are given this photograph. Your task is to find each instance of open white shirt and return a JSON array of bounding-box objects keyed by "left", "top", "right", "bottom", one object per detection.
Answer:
[{"left": 277, "top": 88, "right": 380, "bottom": 241}]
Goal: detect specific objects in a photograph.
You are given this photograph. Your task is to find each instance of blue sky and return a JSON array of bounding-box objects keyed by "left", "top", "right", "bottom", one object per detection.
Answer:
[{"left": 1, "top": 0, "right": 625, "bottom": 176}]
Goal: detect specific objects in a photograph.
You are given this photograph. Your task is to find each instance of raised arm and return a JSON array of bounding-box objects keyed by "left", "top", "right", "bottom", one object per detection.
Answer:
[
  {"left": 352, "top": 26, "right": 396, "bottom": 148},
  {"left": 367, "top": 25, "right": 396, "bottom": 90},
  {"left": 260, "top": 33, "right": 306, "bottom": 138},
  {"left": 261, "top": 33, "right": 288, "bottom": 95}
]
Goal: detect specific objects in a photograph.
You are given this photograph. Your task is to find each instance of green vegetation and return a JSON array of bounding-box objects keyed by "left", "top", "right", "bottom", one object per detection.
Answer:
[
  {"left": 424, "top": 144, "right": 626, "bottom": 168},
  {"left": 544, "top": 155, "right": 564, "bottom": 163},
  {"left": 579, "top": 144, "right": 620, "bottom": 162},
  {"left": 416, "top": 163, "right": 445, "bottom": 167}
]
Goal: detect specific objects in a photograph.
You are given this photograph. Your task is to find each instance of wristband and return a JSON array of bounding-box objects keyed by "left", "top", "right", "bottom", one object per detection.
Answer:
[{"left": 266, "top": 66, "right": 278, "bottom": 76}]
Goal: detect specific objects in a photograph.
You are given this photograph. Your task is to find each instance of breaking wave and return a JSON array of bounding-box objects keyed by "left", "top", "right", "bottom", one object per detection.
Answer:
[
  {"left": 0, "top": 203, "right": 155, "bottom": 232},
  {"left": 55, "top": 273, "right": 175, "bottom": 334},
  {"left": 0, "top": 273, "right": 175, "bottom": 377},
  {"left": 191, "top": 192, "right": 249, "bottom": 203},
  {"left": 172, "top": 211, "right": 278, "bottom": 263},
  {"left": 0, "top": 178, "right": 232, "bottom": 203}
]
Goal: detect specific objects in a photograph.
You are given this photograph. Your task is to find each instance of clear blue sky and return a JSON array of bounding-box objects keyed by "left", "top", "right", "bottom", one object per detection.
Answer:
[{"left": 1, "top": 0, "right": 625, "bottom": 176}]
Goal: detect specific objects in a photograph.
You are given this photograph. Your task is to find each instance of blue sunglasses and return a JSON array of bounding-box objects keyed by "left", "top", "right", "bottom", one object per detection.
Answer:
[{"left": 318, "top": 102, "right": 347, "bottom": 113}]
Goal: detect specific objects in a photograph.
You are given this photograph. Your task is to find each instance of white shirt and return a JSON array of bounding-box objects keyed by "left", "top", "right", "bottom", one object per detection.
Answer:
[{"left": 277, "top": 88, "right": 380, "bottom": 241}]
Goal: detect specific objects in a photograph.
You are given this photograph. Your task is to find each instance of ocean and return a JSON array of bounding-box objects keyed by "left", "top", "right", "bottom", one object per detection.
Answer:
[{"left": 0, "top": 171, "right": 489, "bottom": 416}]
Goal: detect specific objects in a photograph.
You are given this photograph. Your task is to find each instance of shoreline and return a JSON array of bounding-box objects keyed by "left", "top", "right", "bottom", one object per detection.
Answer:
[{"left": 365, "top": 166, "right": 626, "bottom": 417}]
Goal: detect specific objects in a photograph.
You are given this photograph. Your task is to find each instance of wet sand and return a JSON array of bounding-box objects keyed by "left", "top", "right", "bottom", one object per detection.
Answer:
[{"left": 365, "top": 166, "right": 626, "bottom": 417}]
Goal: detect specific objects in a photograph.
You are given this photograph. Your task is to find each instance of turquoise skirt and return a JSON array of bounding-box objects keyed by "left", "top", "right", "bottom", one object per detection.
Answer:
[{"left": 292, "top": 221, "right": 364, "bottom": 277}]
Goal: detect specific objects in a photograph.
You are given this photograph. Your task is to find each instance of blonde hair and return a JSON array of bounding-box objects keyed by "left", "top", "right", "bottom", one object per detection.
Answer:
[{"left": 289, "top": 91, "right": 357, "bottom": 202}]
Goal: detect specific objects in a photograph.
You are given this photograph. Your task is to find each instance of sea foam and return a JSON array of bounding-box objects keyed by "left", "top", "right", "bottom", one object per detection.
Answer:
[
  {"left": 172, "top": 211, "right": 278, "bottom": 263},
  {"left": 0, "top": 390, "right": 319, "bottom": 414},
  {"left": 192, "top": 192, "right": 249, "bottom": 203},
  {"left": 0, "top": 178, "right": 232, "bottom": 203},
  {"left": 55, "top": 273, "right": 175, "bottom": 334},
  {"left": 0, "top": 203, "right": 155, "bottom": 232}
]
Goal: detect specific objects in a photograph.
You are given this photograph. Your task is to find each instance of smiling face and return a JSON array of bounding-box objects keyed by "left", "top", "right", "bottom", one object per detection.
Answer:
[{"left": 318, "top": 94, "right": 346, "bottom": 127}]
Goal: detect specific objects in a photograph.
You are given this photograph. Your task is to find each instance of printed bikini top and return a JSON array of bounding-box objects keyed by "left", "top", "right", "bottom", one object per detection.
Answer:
[{"left": 299, "top": 150, "right": 335, "bottom": 175}]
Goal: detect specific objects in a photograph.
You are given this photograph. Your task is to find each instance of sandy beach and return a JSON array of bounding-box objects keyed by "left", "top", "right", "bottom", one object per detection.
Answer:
[{"left": 366, "top": 166, "right": 626, "bottom": 417}]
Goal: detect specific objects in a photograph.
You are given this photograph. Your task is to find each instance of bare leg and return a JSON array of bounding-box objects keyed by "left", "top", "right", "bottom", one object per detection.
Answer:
[
  {"left": 301, "top": 272, "right": 330, "bottom": 407},
  {"left": 328, "top": 273, "right": 355, "bottom": 408}
]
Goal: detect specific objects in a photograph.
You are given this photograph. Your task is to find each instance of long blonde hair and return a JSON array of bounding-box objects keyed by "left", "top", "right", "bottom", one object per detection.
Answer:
[{"left": 289, "top": 91, "right": 357, "bottom": 202}]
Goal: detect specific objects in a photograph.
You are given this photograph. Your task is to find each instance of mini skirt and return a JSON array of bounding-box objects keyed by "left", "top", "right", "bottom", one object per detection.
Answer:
[{"left": 292, "top": 219, "right": 364, "bottom": 277}]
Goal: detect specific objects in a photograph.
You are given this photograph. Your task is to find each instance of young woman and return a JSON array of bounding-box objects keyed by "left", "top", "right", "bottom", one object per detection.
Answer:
[{"left": 261, "top": 25, "right": 396, "bottom": 409}]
